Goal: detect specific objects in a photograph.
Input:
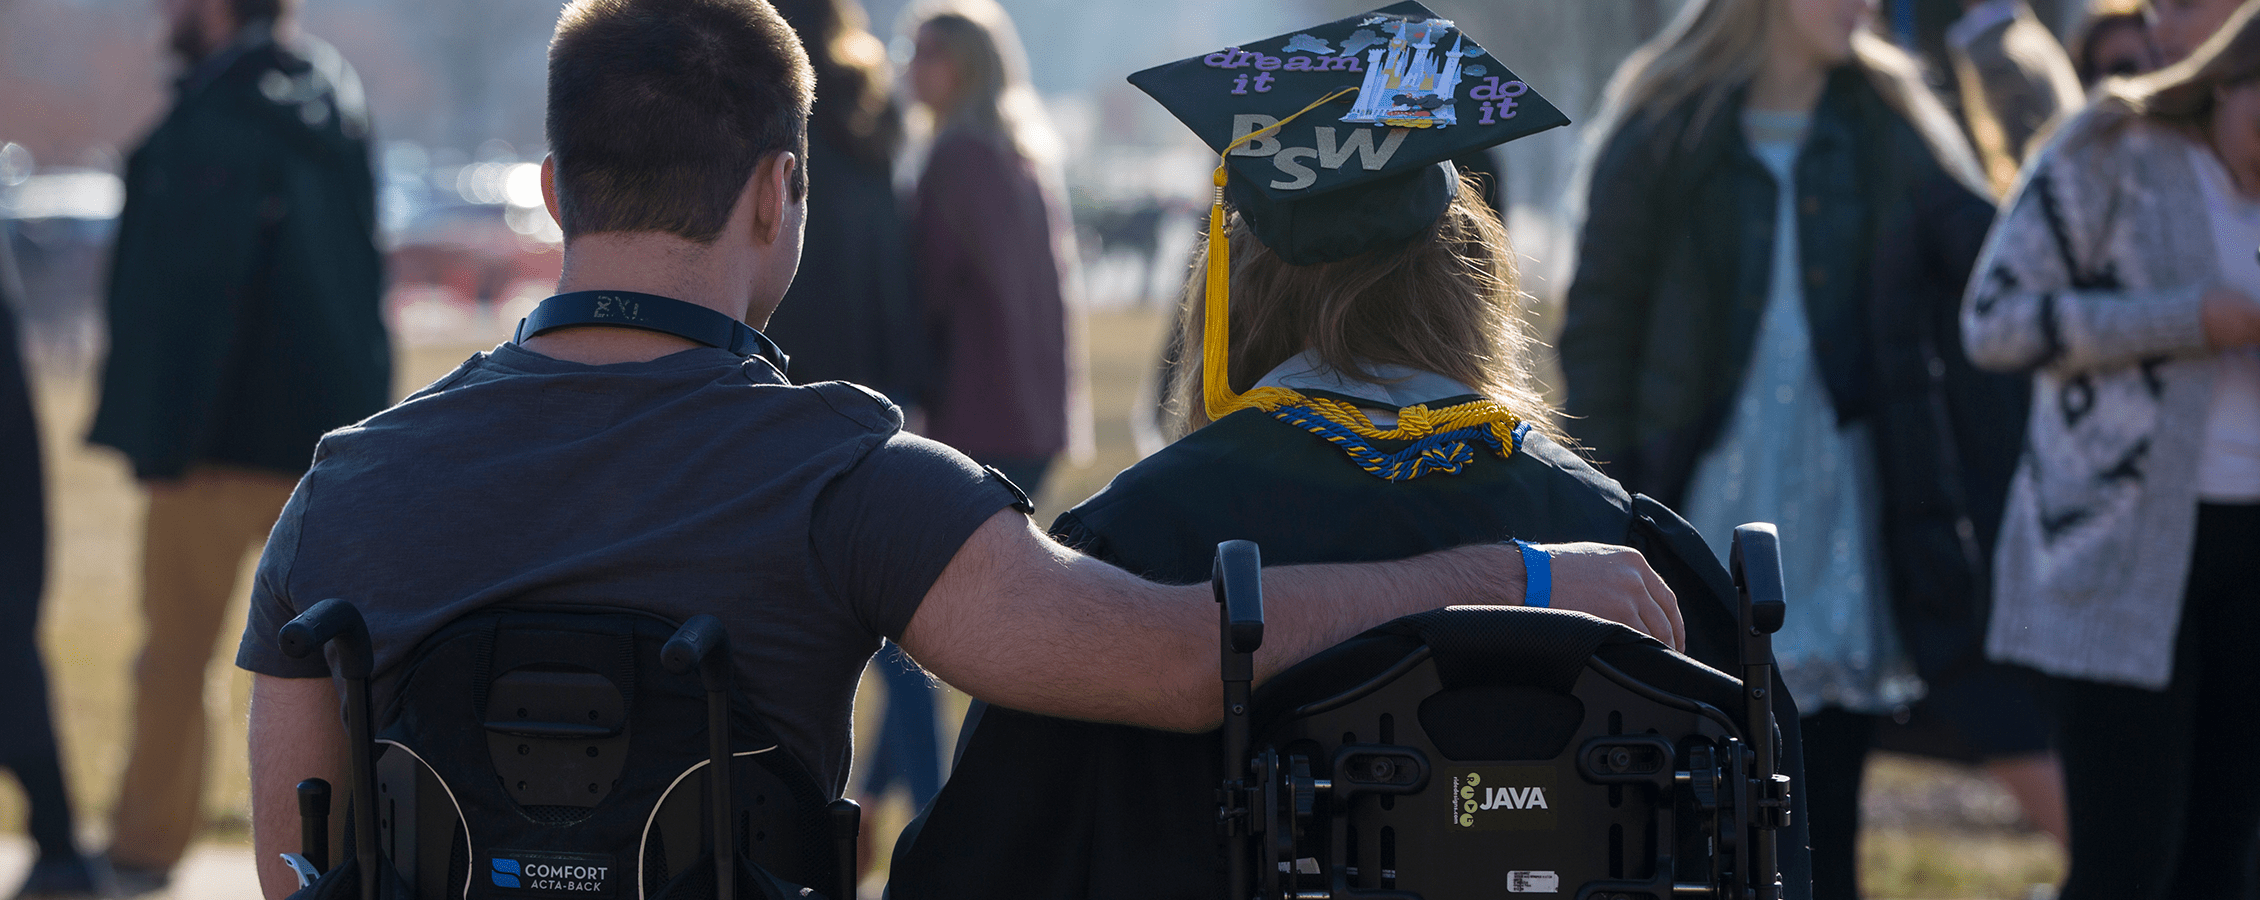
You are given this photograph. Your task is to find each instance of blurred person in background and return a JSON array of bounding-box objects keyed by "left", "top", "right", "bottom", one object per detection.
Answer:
[
  {"left": 1947, "top": 0, "right": 2086, "bottom": 194},
  {"left": 1886, "top": 0, "right": 2083, "bottom": 863},
  {"left": 1558, "top": 0, "right": 2012, "bottom": 896},
  {"left": 0, "top": 214, "right": 100, "bottom": 899},
  {"left": 765, "top": 0, "right": 943, "bottom": 870},
  {"left": 903, "top": 0, "right": 1077, "bottom": 499},
  {"left": 765, "top": 0, "right": 924, "bottom": 403},
  {"left": 1962, "top": 4, "right": 2260, "bottom": 896},
  {"left": 86, "top": 0, "right": 389, "bottom": 888},
  {"left": 2150, "top": 0, "right": 2250, "bottom": 61},
  {"left": 2069, "top": 0, "right": 2162, "bottom": 84}
]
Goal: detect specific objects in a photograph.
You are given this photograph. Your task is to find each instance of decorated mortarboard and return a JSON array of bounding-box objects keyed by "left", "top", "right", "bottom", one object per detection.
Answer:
[
  {"left": 1128, "top": 1, "right": 1567, "bottom": 267},
  {"left": 1128, "top": 3, "right": 1566, "bottom": 459}
]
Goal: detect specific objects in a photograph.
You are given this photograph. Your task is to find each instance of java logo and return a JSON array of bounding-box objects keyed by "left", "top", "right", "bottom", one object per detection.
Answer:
[
  {"left": 1449, "top": 769, "right": 1557, "bottom": 831},
  {"left": 1478, "top": 784, "right": 1548, "bottom": 810}
]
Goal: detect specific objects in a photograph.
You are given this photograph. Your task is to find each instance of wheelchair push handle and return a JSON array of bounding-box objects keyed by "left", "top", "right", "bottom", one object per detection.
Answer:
[
  {"left": 1212, "top": 540, "right": 1265, "bottom": 900},
  {"left": 1730, "top": 523, "right": 1790, "bottom": 900},
  {"left": 1214, "top": 540, "right": 1265, "bottom": 659},
  {"left": 1729, "top": 523, "right": 1786, "bottom": 637},
  {"left": 280, "top": 598, "right": 374, "bottom": 679},
  {"left": 278, "top": 599, "right": 380, "bottom": 900},
  {"left": 661, "top": 614, "right": 732, "bottom": 692},
  {"left": 664, "top": 614, "right": 738, "bottom": 900}
]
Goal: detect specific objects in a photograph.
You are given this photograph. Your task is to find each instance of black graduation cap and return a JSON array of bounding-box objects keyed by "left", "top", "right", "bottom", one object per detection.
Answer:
[{"left": 1129, "top": 1, "right": 1567, "bottom": 265}]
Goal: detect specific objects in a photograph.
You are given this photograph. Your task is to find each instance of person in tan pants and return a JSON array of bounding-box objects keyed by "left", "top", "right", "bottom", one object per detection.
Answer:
[
  {"left": 105, "top": 468, "right": 298, "bottom": 887},
  {"left": 86, "top": 0, "right": 391, "bottom": 886}
]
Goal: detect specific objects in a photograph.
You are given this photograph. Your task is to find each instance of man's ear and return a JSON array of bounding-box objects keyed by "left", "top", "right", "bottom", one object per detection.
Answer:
[
  {"left": 540, "top": 155, "right": 564, "bottom": 231},
  {"left": 748, "top": 151, "right": 799, "bottom": 246}
]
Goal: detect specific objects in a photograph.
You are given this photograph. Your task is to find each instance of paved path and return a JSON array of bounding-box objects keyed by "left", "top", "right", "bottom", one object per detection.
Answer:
[{"left": 0, "top": 838, "right": 262, "bottom": 899}]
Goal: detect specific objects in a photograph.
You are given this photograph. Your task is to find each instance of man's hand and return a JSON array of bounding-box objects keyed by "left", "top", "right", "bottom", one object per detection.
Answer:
[{"left": 1532, "top": 541, "right": 1683, "bottom": 652}]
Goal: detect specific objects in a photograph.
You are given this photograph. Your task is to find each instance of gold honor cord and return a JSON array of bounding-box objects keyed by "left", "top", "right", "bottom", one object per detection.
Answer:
[{"left": 1197, "top": 87, "right": 1525, "bottom": 479}]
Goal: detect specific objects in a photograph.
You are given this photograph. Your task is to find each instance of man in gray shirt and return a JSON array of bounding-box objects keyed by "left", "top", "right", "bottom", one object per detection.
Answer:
[{"left": 234, "top": 1, "right": 1683, "bottom": 895}]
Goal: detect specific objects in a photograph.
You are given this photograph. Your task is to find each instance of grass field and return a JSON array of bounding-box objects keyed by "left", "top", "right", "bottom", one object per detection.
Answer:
[{"left": 12, "top": 305, "right": 2062, "bottom": 897}]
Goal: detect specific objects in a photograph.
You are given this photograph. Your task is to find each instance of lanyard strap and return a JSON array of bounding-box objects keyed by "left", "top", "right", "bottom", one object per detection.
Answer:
[{"left": 515, "top": 291, "right": 789, "bottom": 372}]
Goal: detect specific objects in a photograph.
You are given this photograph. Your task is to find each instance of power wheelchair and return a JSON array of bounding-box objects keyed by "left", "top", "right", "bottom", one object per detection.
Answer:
[
  {"left": 889, "top": 526, "right": 1796, "bottom": 900},
  {"left": 1206, "top": 524, "right": 1792, "bottom": 900},
  {"left": 273, "top": 603, "right": 860, "bottom": 900}
]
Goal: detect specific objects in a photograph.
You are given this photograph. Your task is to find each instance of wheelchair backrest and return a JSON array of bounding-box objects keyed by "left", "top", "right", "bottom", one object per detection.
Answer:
[
  {"left": 1234, "top": 605, "right": 1763, "bottom": 900},
  {"left": 369, "top": 606, "right": 840, "bottom": 899}
]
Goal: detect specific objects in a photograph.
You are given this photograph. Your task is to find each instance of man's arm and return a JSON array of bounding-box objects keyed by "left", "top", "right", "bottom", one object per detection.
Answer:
[
  {"left": 899, "top": 510, "right": 1681, "bottom": 733},
  {"left": 249, "top": 674, "right": 347, "bottom": 900}
]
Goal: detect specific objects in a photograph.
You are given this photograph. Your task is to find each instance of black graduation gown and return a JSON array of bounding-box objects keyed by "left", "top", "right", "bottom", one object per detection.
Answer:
[{"left": 888, "top": 396, "right": 1813, "bottom": 900}]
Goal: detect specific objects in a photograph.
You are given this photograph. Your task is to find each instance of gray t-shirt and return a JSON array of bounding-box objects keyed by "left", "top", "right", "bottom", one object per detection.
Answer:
[{"left": 234, "top": 343, "right": 1018, "bottom": 792}]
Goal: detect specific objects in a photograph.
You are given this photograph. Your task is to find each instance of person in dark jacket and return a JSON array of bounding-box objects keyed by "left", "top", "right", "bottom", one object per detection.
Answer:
[
  {"left": 763, "top": 0, "right": 924, "bottom": 402},
  {"left": 87, "top": 0, "right": 389, "bottom": 886},
  {"left": 0, "top": 225, "right": 101, "bottom": 899},
  {"left": 1558, "top": 0, "right": 2018, "bottom": 896}
]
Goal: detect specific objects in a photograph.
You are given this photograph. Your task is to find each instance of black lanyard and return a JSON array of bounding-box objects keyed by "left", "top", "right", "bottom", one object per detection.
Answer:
[{"left": 514, "top": 291, "right": 790, "bottom": 373}]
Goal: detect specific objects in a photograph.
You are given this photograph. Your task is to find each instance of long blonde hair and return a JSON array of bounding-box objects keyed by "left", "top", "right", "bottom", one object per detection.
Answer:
[
  {"left": 1573, "top": 0, "right": 1983, "bottom": 211},
  {"left": 1165, "top": 177, "right": 1558, "bottom": 439},
  {"left": 902, "top": 0, "right": 1058, "bottom": 164}
]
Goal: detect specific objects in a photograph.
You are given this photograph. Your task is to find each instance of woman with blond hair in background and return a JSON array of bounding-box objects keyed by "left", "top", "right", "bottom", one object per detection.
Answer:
[
  {"left": 902, "top": 0, "right": 1081, "bottom": 499},
  {"left": 1559, "top": 0, "right": 2038, "bottom": 896},
  {"left": 1964, "top": 3, "right": 2260, "bottom": 896}
]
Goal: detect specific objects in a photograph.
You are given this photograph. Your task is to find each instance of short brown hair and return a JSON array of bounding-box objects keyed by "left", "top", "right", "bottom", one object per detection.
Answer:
[
  {"left": 546, "top": 0, "right": 814, "bottom": 243},
  {"left": 1167, "top": 176, "right": 1559, "bottom": 440}
]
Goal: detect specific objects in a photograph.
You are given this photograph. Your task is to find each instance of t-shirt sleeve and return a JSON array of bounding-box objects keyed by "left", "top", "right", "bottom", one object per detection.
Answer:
[
  {"left": 810, "top": 431, "right": 1022, "bottom": 641},
  {"left": 234, "top": 472, "right": 330, "bottom": 678}
]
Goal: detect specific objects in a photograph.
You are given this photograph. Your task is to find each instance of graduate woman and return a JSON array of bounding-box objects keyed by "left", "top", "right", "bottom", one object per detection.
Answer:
[{"left": 890, "top": 6, "right": 1810, "bottom": 898}]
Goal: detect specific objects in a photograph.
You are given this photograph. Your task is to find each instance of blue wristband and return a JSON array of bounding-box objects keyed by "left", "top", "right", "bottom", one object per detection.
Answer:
[{"left": 1513, "top": 539, "right": 1551, "bottom": 609}]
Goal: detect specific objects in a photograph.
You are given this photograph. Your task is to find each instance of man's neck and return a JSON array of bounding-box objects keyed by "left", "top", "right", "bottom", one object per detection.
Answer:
[{"left": 525, "top": 233, "right": 763, "bottom": 365}]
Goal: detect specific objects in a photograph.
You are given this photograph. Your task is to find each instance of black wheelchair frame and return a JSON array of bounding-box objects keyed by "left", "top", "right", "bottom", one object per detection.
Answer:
[
  {"left": 276, "top": 602, "right": 860, "bottom": 900},
  {"left": 1213, "top": 525, "right": 1793, "bottom": 900}
]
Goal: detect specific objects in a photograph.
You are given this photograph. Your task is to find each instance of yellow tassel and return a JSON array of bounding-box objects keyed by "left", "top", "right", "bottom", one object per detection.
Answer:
[
  {"left": 1201, "top": 86, "right": 1359, "bottom": 423},
  {"left": 1203, "top": 165, "right": 1234, "bottom": 422}
]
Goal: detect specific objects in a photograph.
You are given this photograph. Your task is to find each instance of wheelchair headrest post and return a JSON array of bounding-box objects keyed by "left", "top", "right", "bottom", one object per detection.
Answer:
[
  {"left": 1212, "top": 540, "right": 1264, "bottom": 900},
  {"left": 296, "top": 778, "right": 331, "bottom": 874},
  {"left": 826, "top": 798, "right": 861, "bottom": 900},
  {"left": 279, "top": 599, "right": 379, "bottom": 900},
  {"left": 1730, "top": 524, "right": 1789, "bottom": 900},
  {"left": 663, "top": 614, "right": 736, "bottom": 900}
]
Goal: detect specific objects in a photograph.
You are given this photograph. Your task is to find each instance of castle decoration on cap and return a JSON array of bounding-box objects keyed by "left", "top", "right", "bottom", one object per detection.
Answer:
[{"left": 1341, "top": 14, "right": 1468, "bottom": 129}]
